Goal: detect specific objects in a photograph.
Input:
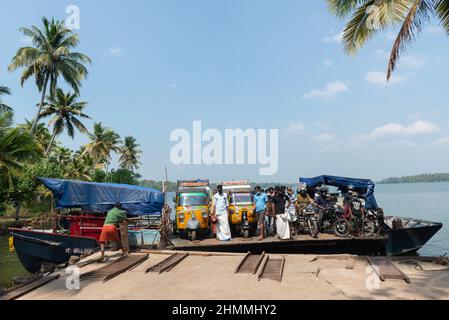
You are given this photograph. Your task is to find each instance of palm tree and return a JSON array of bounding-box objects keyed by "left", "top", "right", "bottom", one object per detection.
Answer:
[
  {"left": 0, "top": 86, "right": 12, "bottom": 113},
  {"left": 39, "top": 88, "right": 90, "bottom": 155},
  {"left": 119, "top": 136, "right": 142, "bottom": 172},
  {"left": 0, "top": 112, "right": 39, "bottom": 172},
  {"left": 327, "top": 0, "right": 449, "bottom": 80},
  {"left": 19, "top": 119, "right": 52, "bottom": 153},
  {"left": 51, "top": 146, "right": 73, "bottom": 168},
  {"left": 83, "top": 122, "right": 121, "bottom": 169},
  {"left": 8, "top": 17, "right": 91, "bottom": 134},
  {"left": 65, "top": 155, "right": 93, "bottom": 182}
]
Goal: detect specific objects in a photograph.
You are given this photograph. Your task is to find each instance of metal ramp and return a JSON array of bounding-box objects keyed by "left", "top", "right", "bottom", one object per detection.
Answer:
[
  {"left": 146, "top": 253, "right": 189, "bottom": 274},
  {"left": 367, "top": 256, "right": 410, "bottom": 283},
  {"left": 82, "top": 254, "right": 148, "bottom": 282},
  {"left": 235, "top": 252, "right": 266, "bottom": 274},
  {"left": 0, "top": 275, "right": 60, "bottom": 301},
  {"left": 258, "top": 255, "right": 285, "bottom": 283}
]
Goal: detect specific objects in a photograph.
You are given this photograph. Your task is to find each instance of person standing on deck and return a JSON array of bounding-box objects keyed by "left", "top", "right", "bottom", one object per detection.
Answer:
[
  {"left": 272, "top": 187, "right": 292, "bottom": 240},
  {"left": 286, "top": 187, "right": 297, "bottom": 235},
  {"left": 213, "top": 185, "right": 232, "bottom": 241},
  {"left": 99, "top": 203, "right": 129, "bottom": 261},
  {"left": 265, "top": 187, "right": 276, "bottom": 236},
  {"left": 254, "top": 186, "right": 268, "bottom": 241}
]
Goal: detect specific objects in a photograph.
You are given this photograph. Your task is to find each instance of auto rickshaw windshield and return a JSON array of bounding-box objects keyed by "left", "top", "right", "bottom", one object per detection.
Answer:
[
  {"left": 230, "top": 193, "right": 254, "bottom": 205},
  {"left": 178, "top": 193, "right": 209, "bottom": 206}
]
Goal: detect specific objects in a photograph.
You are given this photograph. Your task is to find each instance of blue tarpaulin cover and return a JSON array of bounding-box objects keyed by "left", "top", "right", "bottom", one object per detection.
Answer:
[
  {"left": 39, "top": 178, "right": 165, "bottom": 216},
  {"left": 299, "top": 175, "right": 379, "bottom": 209}
]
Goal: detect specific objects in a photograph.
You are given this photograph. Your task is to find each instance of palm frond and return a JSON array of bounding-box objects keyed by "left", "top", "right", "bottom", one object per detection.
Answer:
[{"left": 387, "top": 0, "right": 434, "bottom": 79}]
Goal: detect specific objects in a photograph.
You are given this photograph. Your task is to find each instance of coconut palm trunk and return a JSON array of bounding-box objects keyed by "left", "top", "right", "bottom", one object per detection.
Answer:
[
  {"left": 31, "top": 73, "right": 49, "bottom": 135},
  {"left": 45, "top": 130, "right": 57, "bottom": 156}
]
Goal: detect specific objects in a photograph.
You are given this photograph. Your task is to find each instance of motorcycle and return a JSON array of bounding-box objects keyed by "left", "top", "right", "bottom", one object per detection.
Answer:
[
  {"left": 320, "top": 204, "right": 348, "bottom": 235},
  {"left": 298, "top": 205, "right": 320, "bottom": 238},
  {"left": 334, "top": 201, "right": 377, "bottom": 238}
]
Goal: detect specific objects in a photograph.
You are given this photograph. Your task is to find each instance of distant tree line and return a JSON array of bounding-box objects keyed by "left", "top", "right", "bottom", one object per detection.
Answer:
[{"left": 378, "top": 173, "right": 449, "bottom": 185}]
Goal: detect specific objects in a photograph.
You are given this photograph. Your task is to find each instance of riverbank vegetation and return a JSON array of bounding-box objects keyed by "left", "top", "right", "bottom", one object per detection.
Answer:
[
  {"left": 0, "top": 17, "right": 142, "bottom": 219},
  {"left": 378, "top": 173, "right": 449, "bottom": 184}
]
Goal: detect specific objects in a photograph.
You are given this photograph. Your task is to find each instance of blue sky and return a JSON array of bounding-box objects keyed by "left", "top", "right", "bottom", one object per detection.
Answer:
[{"left": 1, "top": 0, "right": 448, "bottom": 182}]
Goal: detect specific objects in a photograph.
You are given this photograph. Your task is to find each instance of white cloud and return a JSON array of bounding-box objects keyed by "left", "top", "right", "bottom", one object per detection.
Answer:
[
  {"left": 431, "top": 136, "right": 449, "bottom": 146},
  {"left": 303, "top": 81, "right": 349, "bottom": 99},
  {"left": 384, "top": 140, "right": 417, "bottom": 149},
  {"left": 323, "top": 31, "right": 343, "bottom": 43},
  {"left": 312, "top": 134, "right": 336, "bottom": 142},
  {"left": 286, "top": 122, "right": 306, "bottom": 135},
  {"left": 400, "top": 55, "right": 426, "bottom": 68},
  {"left": 384, "top": 31, "right": 397, "bottom": 41},
  {"left": 323, "top": 59, "right": 333, "bottom": 67},
  {"left": 108, "top": 47, "right": 122, "bottom": 55},
  {"left": 364, "top": 71, "right": 412, "bottom": 86},
  {"left": 426, "top": 25, "right": 444, "bottom": 36},
  {"left": 369, "top": 121, "right": 440, "bottom": 139},
  {"left": 314, "top": 122, "right": 329, "bottom": 130}
]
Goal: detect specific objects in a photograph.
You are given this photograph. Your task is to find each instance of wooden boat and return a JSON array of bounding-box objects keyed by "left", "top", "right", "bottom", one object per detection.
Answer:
[{"left": 10, "top": 178, "right": 165, "bottom": 273}]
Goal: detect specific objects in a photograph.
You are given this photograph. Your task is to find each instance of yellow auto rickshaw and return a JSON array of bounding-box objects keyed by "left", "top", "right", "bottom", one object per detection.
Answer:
[
  {"left": 223, "top": 181, "right": 257, "bottom": 238},
  {"left": 174, "top": 180, "right": 211, "bottom": 241}
]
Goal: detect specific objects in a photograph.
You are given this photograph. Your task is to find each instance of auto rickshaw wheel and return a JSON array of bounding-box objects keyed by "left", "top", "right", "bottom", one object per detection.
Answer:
[{"left": 191, "top": 230, "right": 197, "bottom": 241}]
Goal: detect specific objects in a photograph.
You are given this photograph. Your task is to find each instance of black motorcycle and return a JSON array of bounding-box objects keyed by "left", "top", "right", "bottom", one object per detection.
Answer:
[
  {"left": 317, "top": 204, "right": 350, "bottom": 237},
  {"left": 298, "top": 205, "right": 320, "bottom": 238}
]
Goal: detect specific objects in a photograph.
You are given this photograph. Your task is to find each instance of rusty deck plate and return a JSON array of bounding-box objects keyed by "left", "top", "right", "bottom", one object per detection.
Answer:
[
  {"left": 82, "top": 254, "right": 149, "bottom": 282},
  {"left": 146, "top": 253, "right": 189, "bottom": 274},
  {"left": 235, "top": 252, "right": 266, "bottom": 274},
  {"left": 258, "top": 256, "right": 285, "bottom": 283},
  {"left": 367, "top": 256, "right": 410, "bottom": 283}
]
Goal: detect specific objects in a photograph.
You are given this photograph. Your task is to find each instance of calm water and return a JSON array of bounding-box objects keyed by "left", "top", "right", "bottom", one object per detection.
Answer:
[
  {"left": 0, "top": 183, "right": 448, "bottom": 288},
  {"left": 375, "top": 182, "right": 449, "bottom": 256}
]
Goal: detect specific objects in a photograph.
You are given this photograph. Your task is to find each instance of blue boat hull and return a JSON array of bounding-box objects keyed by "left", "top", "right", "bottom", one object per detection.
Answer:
[{"left": 10, "top": 229, "right": 99, "bottom": 273}]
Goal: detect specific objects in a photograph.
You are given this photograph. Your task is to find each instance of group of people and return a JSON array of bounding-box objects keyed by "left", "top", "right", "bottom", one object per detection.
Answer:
[
  {"left": 98, "top": 185, "right": 367, "bottom": 255},
  {"left": 252, "top": 184, "right": 366, "bottom": 241}
]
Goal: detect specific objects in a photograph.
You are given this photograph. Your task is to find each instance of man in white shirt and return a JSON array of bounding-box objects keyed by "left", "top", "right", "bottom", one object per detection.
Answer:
[{"left": 213, "top": 185, "right": 232, "bottom": 241}]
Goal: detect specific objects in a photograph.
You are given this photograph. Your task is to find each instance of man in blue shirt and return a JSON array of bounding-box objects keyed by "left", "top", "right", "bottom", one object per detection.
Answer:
[{"left": 254, "top": 186, "right": 268, "bottom": 240}]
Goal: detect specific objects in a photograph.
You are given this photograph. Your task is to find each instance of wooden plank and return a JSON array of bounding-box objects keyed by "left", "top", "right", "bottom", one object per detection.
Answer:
[
  {"left": 367, "top": 256, "right": 410, "bottom": 284},
  {"left": 146, "top": 253, "right": 189, "bottom": 274},
  {"left": 82, "top": 254, "right": 148, "bottom": 282},
  {"left": 236, "top": 252, "right": 266, "bottom": 274},
  {"left": 0, "top": 275, "right": 60, "bottom": 301},
  {"left": 258, "top": 256, "right": 285, "bottom": 283},
  {"left": 119, "top": 222, "right": 130, "bottom": 252},
  {"left": 234, "top": 252, "right": 251, "bottom": 274}
]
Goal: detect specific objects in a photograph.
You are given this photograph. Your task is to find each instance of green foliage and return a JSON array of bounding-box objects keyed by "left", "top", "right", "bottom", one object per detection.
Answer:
[
  {"left": 8, "top": 17, "right": 91, "bottom": 134},
  {"left": 379, "top": 173, "right": 449, "bottom": 184},
  {"left": 140, "top": 180, "right": 177, "bottom": 192},
  {"left": 92, "top": 169, "right": 107, "bottom": 183},
  {"left": 327, "top": 0, "right": 449, "bottom": 80},
  {"left": 40, "top": 88, "right": 91, "bottom": 155},
  {"left": 107, "top": 169, "right": 140, "bottom": 185},
  {"left": 119, "top": 136, "right": 142, "bottom": 172},
  {"left": 0, "top": 86, "right": 12, "bottom": 113},
  {"left": 0, "top": 160, "right": 63, "bottom": 214},
  {"left": 84, "top": 122, "right": 121, "bottom": 166}
]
